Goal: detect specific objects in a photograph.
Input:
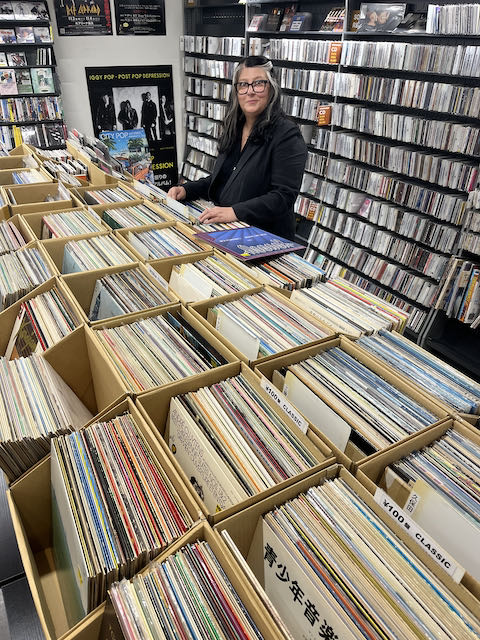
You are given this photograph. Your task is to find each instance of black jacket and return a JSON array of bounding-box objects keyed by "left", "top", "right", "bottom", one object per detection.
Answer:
[{"left": 183, "top": 116, "right": 307, "bottom": 240}]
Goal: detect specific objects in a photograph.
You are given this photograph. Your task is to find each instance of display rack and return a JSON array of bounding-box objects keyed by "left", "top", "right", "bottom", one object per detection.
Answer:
[{"left": 0, "top": 3, "right": 65, "bottom": 150}]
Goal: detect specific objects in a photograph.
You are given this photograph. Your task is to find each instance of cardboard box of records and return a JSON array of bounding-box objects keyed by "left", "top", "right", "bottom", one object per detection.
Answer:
[
  {"left": 189, "top": 284, "right": 335, "bottom": 367},
  {"left": 22, "top": 206, "right": 110, "bottom": 241},
  {"left": 0, "top": 165, "right": 53, "bottom": 186},
  {"left": 356, "top": 416, "right": 480, "bottom": 601},
  {"left": 0, "top": 154, "right": 34, "bottom": 170},
  {"left": 0, "top": 275, "right": 85, "bottom": 357},
  {"left": 254, "top": 336, "right": 449, "bottom": 469},
  {"left": 62, "top": 262, "right": 178, "bottom": 326},
  {"left": 90, "top": 302, "right": 239, "bottom": 396},
  {"left": 213, "top": 462, "right": 480, "bottom": 640},
  {"left": 94, "top": 199, "right": 173, "bottom": 230},
  {"left": 114, "top": 220, "right": 213, "bottom": 264},
  {"left": 40, "top": 231, "right": 139, "bottom": 275},
  {"left": 136, "top": 361, "right": 335, "bottom": 525},
  {"left": 59, "top": 520, "right": 288, "bottom": 640},
  {"left": 4, "top": 212, "right": 36, "bottom": 244},
  {"left": 6, "top": 396, "right": 205, "bottom": 640},
  {"left": 146, "top": 248, "right": 262, "bottom": 306},
  {"left": 6, "top": 182, "right": 84, "bottom": 215},
  {"left": 72, "top": 183, "right": 143, "bottom": 211}
]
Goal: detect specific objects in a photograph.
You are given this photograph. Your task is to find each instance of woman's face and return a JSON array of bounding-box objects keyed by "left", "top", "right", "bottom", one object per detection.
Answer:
[{"left": 236, "top": 66, "right": 271, "bottom": 121}]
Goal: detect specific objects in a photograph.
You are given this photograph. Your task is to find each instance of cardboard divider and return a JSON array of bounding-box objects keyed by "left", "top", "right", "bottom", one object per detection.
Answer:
[
  {"left": 27, "top": 239, "right": 61, "bottom": 278},
  {"left": 91, "top": 303, "right": 239, "bottom": 396},
  {"left": 353, "top": 330, "right": 480, "bottom": 417},
  {"left": 7, "top": 183, "right": 82, "bottom": 215},
  {"left": 189, "top": 284, "right": 336, "bottom": 367},
  {"left": 87, "top": 163, "right": 119, "bottom": 186},
  {"left": 95, "top": 200, "right": 171, "bottom": 231},
  {"left": 22, "top": 207, "right": 110, "bottom": 240},
  {"left": 114, "top": 220, "right": 213, "bottom": 263},
  {"left": 0, "top": 276, "right": 85, "bottom": 355},
  {"left": 59, "top": 521, "right": 287, "bottom": 640},
  {"left": 136, "top": 361, "right": 334, "bottom": 525},
  {"left": 40, "top": 232, "right": 138, "bottom": 275},
  {"left": 6, "top": 398, "right": 204, "bottom": 640},
  {"left": 213, "top": 463, "right": 480, "bottom": 630},
  {"left": 0, "top": 155, "right": 31, "bottom": 169},
  {"left": 62, "top": 262, "right": 178, "bottom": 326},
  {"left": 254, "top": 336, "right": 449, "bottom": 469},
  {"left": 356, "top": 416, "right": 480, "bottom": 600}
]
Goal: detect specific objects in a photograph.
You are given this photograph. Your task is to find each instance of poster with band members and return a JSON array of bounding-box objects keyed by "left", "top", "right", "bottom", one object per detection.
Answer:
[
  {"left": 114, "top": 0, "right": 165, "bottom": 35},
  {"left": 86, "top": 65, "right": 178, "bottom": 187},
  {"left": 53, "top": 0, "right": 113, "bottom": 35}
]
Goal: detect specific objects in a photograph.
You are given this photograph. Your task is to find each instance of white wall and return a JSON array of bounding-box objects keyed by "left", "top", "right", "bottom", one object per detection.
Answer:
[{"left": 46, "top": 0, "right": 185, "bottom": 158}]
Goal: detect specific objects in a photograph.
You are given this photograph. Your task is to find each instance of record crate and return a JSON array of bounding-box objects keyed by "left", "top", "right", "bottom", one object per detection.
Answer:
[
  {"left": 22, "top": 206, "right": 110, "bottom": 240},
  {"left": 95, "top": 199, "right": 173, "bottom": 231},
  {"left": 136, "top": 361, "right": 335, "bottom": 525},
  {"left": 7, "top": 182, "right": 84, "bottom": 216},
  {"left": 62, "top": 262, "right": 178, "bottom": 327},
  {"left": 5, "top": 398, "right": 204, "bottom": 640},
  {"left": 40, "top": 232, "right": 138, "bottom": 275},
  {"left": 254, "top": 336, "right": 449, "bottom": 469},
  {"left": 147, "top": 248, "right": 262, "bottom": 306},
  {"left": 0, "top": 154, "right": 34, "bottom": 170},
  {"left": 0, "top": 166, "right": 53, "bottom": 186},
  {"left": 72, "top": 184, "right": 143, "bottom": 212},
  {"left": 0, "top": 275, "right": 85, "bottom": 356},
  {"left": 356, "top": 416, "right": 480, "bottom": 600},
  {"left": 188, "top": 284, "right": 335, "bottom": 367},
  {"left": 90, "top": 302, "right": 239, "bottom": 397},
  {"left": 57, "top": 521, "right": 287, "bottom": 640},
  {"left": 114, "top": 220, "right": 213, "bottom": 263},
  {"left": 213, "top": 462, "right": 480, "bottom": 639},
  {"left": 349, "top": 330, "right": 480, "bottom": 424}
]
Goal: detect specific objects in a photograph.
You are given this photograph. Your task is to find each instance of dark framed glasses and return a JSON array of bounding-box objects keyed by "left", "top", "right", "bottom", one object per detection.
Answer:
[{"left": 234, "top": 79, "right": 269, "bottom": 95}]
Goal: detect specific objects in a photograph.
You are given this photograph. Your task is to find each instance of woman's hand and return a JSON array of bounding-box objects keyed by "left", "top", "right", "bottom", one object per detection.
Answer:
[
  {"left": 167, "top": 186, "right": 186, "bottom": 200},
  {"left": 199, "top": 206, "right": 238, "bottom": 224}
]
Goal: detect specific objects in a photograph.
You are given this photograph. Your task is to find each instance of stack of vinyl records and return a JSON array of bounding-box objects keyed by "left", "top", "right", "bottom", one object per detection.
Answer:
[
  {"left": 168, "top": 373, "right": 321, "bottom": 512},
  {"left": 62, "top": 235, "right": 135, "bottom": 273},
  {"left": 109, "top": 539, "right": 266, "bottom": 640},
  {"left": 0, "top": 219, "right": 27, "bottom": 254},
  {"left": 126, "top": 227, "right": 205, "bottom": 259},
  {"left": 88, "top": 268, "right": 172, "bottom": 322},
  {"left": 95, "top": 310, "right": 227, "bottom": 393},
  {"left": 0, "top": 354, "right": 92, "bottom": 480},
  {"left": 244, "top": 477, "right": 480, "bottom": 639},
  {"left": 102, "top": 203, "right": 169, "bottom": 229},
  {"left": 0, "top": 246, "right": 53, "bottom": 310},
  {"left": 357, "top": 329, "right": 480, "bottom": 414},
  {"left": 82, "top": 186, "right": 138, "bottom": 206},
  {"left": 41, "top": 208, "right": 104, "bottom": 238},
  {"left": 245, "top": 252, "right": 326, "bottom": 290},
  {"left": 51, "top": 412, "right": 195, "bottom": 623}
]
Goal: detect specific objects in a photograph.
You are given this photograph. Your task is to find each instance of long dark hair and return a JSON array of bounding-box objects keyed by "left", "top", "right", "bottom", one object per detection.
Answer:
[{"left": 218, "top": 55, "right": 284, "bottom": 154}]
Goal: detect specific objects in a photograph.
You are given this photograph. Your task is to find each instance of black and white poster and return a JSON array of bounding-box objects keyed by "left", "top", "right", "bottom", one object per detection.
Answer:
[
  {"left": 53, "top": 0, "right": 113, "bottom": 35},
  {"left": 114, "top": 0, "right": 165, "bottom": 35},
  {"left": 86, "top": 65, "right": 177, "bottom": 187}
]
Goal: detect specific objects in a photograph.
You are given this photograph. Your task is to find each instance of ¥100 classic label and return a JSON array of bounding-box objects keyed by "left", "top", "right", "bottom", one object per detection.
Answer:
[{"left": 374, "top": 488, "right": 465, "bottom": 583}]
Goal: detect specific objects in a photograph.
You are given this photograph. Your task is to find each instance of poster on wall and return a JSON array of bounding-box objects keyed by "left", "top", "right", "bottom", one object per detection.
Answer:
[
  {"left": 86, "top": 65, "right": 177, "bottom": 187},
  {"left": 114, "top": 0, "right": 166, "bottom": 35},
  {"left": 53, "top": 0, "right": 113, "bottom": 35}
]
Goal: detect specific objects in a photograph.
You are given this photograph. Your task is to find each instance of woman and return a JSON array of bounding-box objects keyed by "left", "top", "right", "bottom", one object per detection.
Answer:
[
  {"left": 118, "top": 100, "right": 138, "bottom": 130},
  {"left": 168, "top": 55, "right": 307, "bottom": 240}
]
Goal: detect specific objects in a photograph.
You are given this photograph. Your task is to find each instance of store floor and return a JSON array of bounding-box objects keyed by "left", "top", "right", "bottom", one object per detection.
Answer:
[{"left": 0, "top": 472, "right": 44, "bottom": 640}]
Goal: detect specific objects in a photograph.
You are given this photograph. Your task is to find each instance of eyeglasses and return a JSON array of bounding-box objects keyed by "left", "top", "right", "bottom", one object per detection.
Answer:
[{"left": 234, "top": 80, "right": 269, "bottom": 95}]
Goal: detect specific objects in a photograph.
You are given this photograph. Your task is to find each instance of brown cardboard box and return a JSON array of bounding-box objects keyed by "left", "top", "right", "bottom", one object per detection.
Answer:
[
  {"left": 91, "top": 303, "right": 239, "bottom": 396},
  {"left": 136, "top": 361, "right": 334, "bottom": 525},
  {"left": 214, "top": 463, "right": 480, "bottom": 633},
  {"left": 189, "top": 285, "right": 335, "bottom": 367},
  {"left": 0, "top": 154, "right": 31, "bottom": 169},
  {"left": 0, "top": 166, "right": 53, "bottom": 185},
  {"left": 114, "top": 221, "right": 212, "bottom": 263},
  {"left": 60, "top": 521, "right": 288, "bottom": 640},
  {"left": 7, "top": 183, "right": 82, "bottom": 215},
  {"left": 9, "top": 143, "right": 34, "bottom": 156},
  {"left": 7, "top": 398, "right": 204, "bottom": 640},
  {"left": 0, "top": 276, "right": 84, "bottom": 356},
  {"left": 23, "top": 207, "right": 109, "bottom": 240},
  {"left": 40, "top": 232, "right": 138, "bottom": 275},
  {"left": 62, "top": 262, "right": 178, "bottom": 326},
  {"left": 254, "top": 336, "right": 449, "bottom": 469},
  {"left": 356, "top": 416, "right": 480, "bottom": 600}
]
